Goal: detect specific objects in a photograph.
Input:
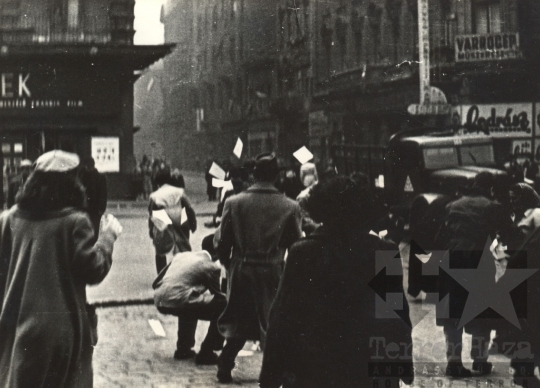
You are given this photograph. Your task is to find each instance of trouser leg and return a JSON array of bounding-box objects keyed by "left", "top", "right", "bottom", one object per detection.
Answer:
[
  {"left": 470, "top": 328, "right": 491, "bottom": 363},
  {"left": 199, "top": 295, "right": 227, "bottom": 353},
  {"left": 176, "top": 316, "right": 198, "bottom": 352},
  {"left": 218, "top": 337, "right": 247, "bottom": 372},
  {"left": 155, "top": 254, "right": 167, "bottom": 274},
  {"left": 444, "top": 323, "right": 464, "bottom": 363}
]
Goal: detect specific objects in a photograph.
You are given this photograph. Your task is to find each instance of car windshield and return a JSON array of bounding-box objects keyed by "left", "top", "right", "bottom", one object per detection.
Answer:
[
  {"left": 423, "top": 147, "right": 459, "bottom": 169},
  {"left": 459, "top": 144, "right": 495, "bottom": 165}
]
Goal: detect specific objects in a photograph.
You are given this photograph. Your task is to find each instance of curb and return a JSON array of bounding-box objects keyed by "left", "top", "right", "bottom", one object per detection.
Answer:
[{"left": 91, "top": 297, "right": 154, "bottom": 308}]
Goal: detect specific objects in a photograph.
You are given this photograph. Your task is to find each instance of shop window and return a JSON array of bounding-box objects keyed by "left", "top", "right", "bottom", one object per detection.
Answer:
[
  {"left": 320, "top": 11, "right": 333, "bottom": 77},
  {"left": 352, "top": 7, "right": 364, "bottom": 64},
  {"left": 335, "top": 7, "right": 348, "bottom": 70},
  {"left": 67, "top": 0, "right": 79, "bottom": 29},
  {"left": 229, "top": 35, "right": 236, "bottom": 63},
  {"left": 212, "top": 5, "right": 218, "bottom": 30},
  {"left": 2, "top": 141, "right": 24, "bottom": 174},
  {"left": 473, "top": 1, "right": 501, "bottom": 34}
]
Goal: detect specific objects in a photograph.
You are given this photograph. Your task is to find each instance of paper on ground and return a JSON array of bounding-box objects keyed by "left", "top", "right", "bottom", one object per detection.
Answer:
[
  {"left": 148, "top": 319, "right": 166, "bottom": 337},
  {"left": 233, "top": 138, "right": 243, "bottom": 158},
  {"left": 293, "top": 146, "right": 314, "bottom": 165},
  {"left": 209, "top": 162, "right": 226, "bottom": 180},
  {"left": 237, "top": 350, "right": 254, "bottom": 357}
]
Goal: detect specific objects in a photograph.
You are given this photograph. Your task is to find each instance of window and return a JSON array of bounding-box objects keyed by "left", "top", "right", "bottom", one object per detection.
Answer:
[
  {"left": 460, "top": 144, "right": 495, "bottom": 166},
  {"left": 423, "top": 147, "right": 458, "bottom": 169},
  {"left": 474, "top": 1, "right": 501, "bottom": 34},
  {"left": 67, "top": 0, "right": 79, "bottom": 29}
]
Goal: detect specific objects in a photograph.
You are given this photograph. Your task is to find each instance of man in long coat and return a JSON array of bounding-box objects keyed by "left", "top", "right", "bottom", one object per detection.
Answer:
[
  {"left": 214, "top": 153, "right": 302, "bottom": 383},
  {"left": 439, "top": 172, "right": 512, "bottom": 377}
]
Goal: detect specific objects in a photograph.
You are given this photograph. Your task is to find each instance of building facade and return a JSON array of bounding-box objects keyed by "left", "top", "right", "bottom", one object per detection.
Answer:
[
  {"left": 0, "top": 0, "right": 172, "bottom": 200},
  {"left": 156, "top": 0, "right": 540, "bottom": 175},
  {"left": 293, "top": 0, "right": 540, "bottom": 180},
  {"left": 158, "top": 0, "right": 280, "bottom": 171}
]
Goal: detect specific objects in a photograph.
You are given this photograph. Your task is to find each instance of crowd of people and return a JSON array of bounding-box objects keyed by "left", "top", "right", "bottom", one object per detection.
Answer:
[
  {"left": 3, "top": 148, "right": 540, "bottom": 387},
  {"left": 150, "top": 153, "right": 411, "bottom": 387},
  {"left": 132, "top": 155, "right": 185, "bottom": 200}
]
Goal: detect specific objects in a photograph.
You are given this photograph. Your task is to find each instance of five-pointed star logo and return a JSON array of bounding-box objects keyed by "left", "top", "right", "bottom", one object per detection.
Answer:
[{"left": 446, "top": 238, "right": 537, "bottom": 329}]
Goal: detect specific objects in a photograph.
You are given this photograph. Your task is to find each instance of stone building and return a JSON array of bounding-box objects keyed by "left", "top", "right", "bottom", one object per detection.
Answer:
[
  {"left": 0, "top": 0, "right": 171, "bottom": 200},
  {"left": 157, "top": 0, "right": 540, "bottom": 176},
  {"left": 159, "top": 0, "right": 280, "bottom": 171},
  {"left": 278, "top": 0, "right": 540, "bottom": 180}
]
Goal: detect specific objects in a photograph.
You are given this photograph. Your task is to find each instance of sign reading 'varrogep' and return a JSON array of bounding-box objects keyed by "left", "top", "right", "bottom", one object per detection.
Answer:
[{"left": 455, "top": 33, "right": 522, "bottom": 62}]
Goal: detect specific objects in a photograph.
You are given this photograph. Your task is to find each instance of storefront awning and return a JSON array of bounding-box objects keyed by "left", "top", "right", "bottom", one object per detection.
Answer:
[{"left": 0, "top": 44, "right": 175, "bottom": 71}]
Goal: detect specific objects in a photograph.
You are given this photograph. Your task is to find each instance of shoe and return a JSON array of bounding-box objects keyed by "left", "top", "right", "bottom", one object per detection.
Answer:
[
  {"left": 173, "top": 349, "right": 196, "bottom": 360},
  {"left": 445, "top": 362, "right": 473, "bottom": 378},
  {"left": 217, "top": 368, "right": 233, "bottom": 384},
  {"left": 195, "top": 351, "right": 219, "bottom": 365},
  {"left": 472, "top": 361, "right": 493, "bottom": 375}
]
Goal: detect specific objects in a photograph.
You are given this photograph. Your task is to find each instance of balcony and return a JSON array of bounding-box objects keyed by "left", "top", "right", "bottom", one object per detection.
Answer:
[{"left": 0, "top": 15, "right": 134, "bottom": 45}]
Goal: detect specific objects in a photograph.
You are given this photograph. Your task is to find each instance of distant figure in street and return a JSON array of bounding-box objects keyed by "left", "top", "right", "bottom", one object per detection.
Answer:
[
  {"left": 278, "top": 167, "right": 303, "bottom": 199},
  {"left": 205, "top": 160, "right": 217, "bottom": 201},
  {"left": 6, "top": 159, "right": 32, "bottom": 208},
  {"left": 171, "top": 168, "right": 185, "bottom": 189},
  {"left": 148, "top": 169, "right": 198, "bottom": 360},
  {"left": 296, "top": 162, "right": 319, "bottom": 235},
  {"left": 78, "top": 157, "right": 108, "bottom": 242},
  {"left": 214, "top": 153, "right": 302, "bottom": 384},
  {"left": 0, "top": 150, "right": 122, "bottom": 388},
  {"left": 141, "top": 155, "right": 153, "bottom": 199},
  {"left": 259, "top": 176, "right": 414, "bottom": 388}
]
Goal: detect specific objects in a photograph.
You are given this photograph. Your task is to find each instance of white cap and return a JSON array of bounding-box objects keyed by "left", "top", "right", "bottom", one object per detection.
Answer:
[{"left": 35, "top": 150, "right": 80, "bottom": 172}]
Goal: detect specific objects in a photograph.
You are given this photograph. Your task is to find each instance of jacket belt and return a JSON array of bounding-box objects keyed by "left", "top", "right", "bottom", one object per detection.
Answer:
[{"left": 234, "top": 251, "right": 283, "bottom": 265}]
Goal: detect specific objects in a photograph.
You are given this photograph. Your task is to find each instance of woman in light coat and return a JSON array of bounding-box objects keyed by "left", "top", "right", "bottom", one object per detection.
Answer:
[{"left": 0, "top": 150, "right": 122, "bottom": 388}]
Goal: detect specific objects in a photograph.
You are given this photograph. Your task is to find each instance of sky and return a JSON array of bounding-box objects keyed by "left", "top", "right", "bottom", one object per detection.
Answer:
[{"left": 134, "top": 0, "right": 165, "bottom": 45}]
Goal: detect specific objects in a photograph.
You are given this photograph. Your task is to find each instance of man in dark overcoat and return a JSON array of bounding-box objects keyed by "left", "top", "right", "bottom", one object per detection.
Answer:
[
  {"left": 439, "top": 172, "right": 512, "bottom": 377},
  {"left": 214, "top": 153, "right": 302, "bottom": 383}
]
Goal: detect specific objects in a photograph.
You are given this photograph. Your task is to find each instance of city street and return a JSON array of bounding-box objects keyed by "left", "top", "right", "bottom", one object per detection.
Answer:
[{"left": 88, "top": 172, "right": 517, "bottom": 388}]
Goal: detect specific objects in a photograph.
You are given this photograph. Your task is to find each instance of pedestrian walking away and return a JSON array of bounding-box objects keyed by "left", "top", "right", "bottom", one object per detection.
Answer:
[
  {"left": 259, "top": 176, "right": 414, "bottom": 388},
  {"left": 214, "top": 152, "right": 302, "bottom": 384}
]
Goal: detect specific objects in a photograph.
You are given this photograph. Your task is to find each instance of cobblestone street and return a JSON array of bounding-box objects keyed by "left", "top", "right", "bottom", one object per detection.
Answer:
[
  {"left": 88, "top": 172, "right": 520, "bottom": 388},
  {"left": 94, "top": 305, "right": 262, "bottom": 388}
]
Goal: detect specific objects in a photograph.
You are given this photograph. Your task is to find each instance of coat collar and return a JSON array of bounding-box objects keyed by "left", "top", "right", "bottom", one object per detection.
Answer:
[{"left": 246, "top": 182, "right": 280, "bottom": 193}]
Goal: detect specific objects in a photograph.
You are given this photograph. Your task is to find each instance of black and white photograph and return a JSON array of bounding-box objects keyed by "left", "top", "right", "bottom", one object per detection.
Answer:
[{"left": 1, "top": 0, "right": 540, "bottom": 387}]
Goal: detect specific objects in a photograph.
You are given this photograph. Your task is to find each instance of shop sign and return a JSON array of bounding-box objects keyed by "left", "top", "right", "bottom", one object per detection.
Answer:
[
  {"left": 408, "top": 104, "right": 452, "bottom": 116},
  {"left": 456, "top": 103, "right": 533, "bottom": 138},
  {"left": 512, "top": 139, "right": 532, "bottom": 158},
  {"left": 417, "top": 0, "right": 430, "bottom": 104},
  {"left": 455, "top": 33, "right": 522, "bottom": 62},
  {"left": 0, "top": 67, "right": 120, "bottom": 117},
  {"left": 92, "top": 137, "right": 120, "bottom": 173}
]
